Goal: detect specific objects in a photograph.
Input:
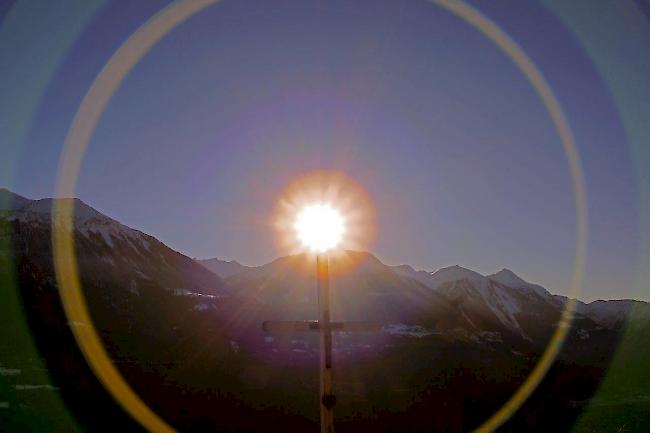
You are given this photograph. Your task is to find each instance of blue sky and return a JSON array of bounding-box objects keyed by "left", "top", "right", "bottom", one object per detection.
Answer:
[{"left": 4, "top": 0, "right": 647, "bottom": 301}]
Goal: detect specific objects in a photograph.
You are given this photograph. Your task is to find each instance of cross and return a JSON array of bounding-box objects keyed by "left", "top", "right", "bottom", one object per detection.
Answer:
[{"left": 262, "top": 253, "right": 379, "bottom": 433}]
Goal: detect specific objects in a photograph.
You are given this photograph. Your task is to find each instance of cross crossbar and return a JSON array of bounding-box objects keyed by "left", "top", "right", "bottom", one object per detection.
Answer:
[{"left": 262, "top": 320, "right": 380, "bottom": 333}]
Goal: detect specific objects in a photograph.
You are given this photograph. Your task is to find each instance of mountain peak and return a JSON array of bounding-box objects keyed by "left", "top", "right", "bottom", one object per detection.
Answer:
[
  {"left": 496, "top": 267, "right": 517, "bottom": 275},
  {"left": 488, "top": 268, "right": 555, "bottom": 302},
  {"left": 488, "top": 268, "right": 529, "bottom": 287},
  {"left": 0, "top": 189, "right": 108, "bottom": 221},
  {"left": 421, "top": 265, "right": 488, "bottom": 292},
  {"left": 490, "top": 267, "right": 525, "bottom": 281},
  {"left": 392, "top": 264, "right": 416, "bottom": 274},
  {"left": 430, "top": 264, "right": 484, "bottom": 280},
  {"left": 0, "top": 188, "right": 32, "bottom": 211},
  {"left": 18, "top": 197, "right": 110, "bottom": 224},
  {"left": 199, "top": 257, "right": 250, "bottom": 279}
]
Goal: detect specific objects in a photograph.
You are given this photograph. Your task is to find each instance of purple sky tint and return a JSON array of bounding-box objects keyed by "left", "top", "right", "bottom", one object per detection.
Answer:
[{"left": 7, "top": 0, "right": 645, "bottom": 300}]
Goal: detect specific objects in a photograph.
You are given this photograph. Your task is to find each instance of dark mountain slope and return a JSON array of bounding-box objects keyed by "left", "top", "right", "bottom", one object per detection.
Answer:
[{"left": 2, "top": 189, "right": 648, "bottom": 432}]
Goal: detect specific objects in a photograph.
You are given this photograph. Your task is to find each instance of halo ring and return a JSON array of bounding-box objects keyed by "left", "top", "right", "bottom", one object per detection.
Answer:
[{"left": 52, "top": 1, "right": 588, "bottom": 431}]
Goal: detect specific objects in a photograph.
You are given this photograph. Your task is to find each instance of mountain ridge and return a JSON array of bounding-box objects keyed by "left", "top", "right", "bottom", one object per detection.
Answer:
[
  {"left": 3, "top": 188, "right": 649, "bottom": 431},
  {"left": 3, "top": 187, "right": 647, "bottom": 338},
  {"left": 200, "top": 249, "right": 648, "bottom": 345},
  {"left": 3, "top": 188, "right": 643, "bottom": 309},
  {"left": 1, "top": 189, "right": 228, "bottom": 298}
]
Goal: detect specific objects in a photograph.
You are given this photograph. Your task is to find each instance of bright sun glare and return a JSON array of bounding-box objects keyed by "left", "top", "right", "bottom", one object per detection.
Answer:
[{"left": 294, "top": 204, "right": 345, "bottom": 253}]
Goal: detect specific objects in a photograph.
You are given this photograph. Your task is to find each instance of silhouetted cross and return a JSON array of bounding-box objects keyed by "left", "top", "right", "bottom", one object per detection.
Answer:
[{"left": 262, "top": 254, "right": 379, "bottom": 433}]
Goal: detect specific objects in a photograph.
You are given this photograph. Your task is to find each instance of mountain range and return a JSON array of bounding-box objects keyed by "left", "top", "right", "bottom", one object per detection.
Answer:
[
  {"left": 199, "top": 253, "right": 640, "bottom": 350},
  {"left": 1, "top": 188, "right": 649, "bottom": 432}
]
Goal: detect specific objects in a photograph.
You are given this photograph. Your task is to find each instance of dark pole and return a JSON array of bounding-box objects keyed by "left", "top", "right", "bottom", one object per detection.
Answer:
[{"left": 317, "top": 253, "right": 335, "bottom": 433}]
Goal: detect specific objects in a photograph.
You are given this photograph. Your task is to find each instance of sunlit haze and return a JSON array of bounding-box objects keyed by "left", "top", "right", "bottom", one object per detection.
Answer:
[{"left": 4, "top": 0, "right": 646, "bottom": 301}]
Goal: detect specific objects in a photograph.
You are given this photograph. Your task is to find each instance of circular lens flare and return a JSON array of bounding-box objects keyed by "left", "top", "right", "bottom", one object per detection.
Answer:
[{"left": 294, "top": 203, "right": 345, "bottom": 253}]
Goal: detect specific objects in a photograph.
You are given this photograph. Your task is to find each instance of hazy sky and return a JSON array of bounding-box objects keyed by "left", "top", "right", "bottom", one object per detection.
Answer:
[{"left": 5, "top": 0, "right": 648, "bottom": 301}]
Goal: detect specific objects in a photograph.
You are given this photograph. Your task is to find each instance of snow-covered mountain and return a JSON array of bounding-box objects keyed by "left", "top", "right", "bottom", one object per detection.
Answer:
[
  {"left": 12, "top": 196, "right": 151, "bottom": 248},
  {"left": 5, "top": 187, "right": 642, "bottom": 346},
  {"left": 2, "top": 189, "right": 227, "bottom": 298},
  {"left": 393, "top": 263, "right": 644, "bottom": 334},
  {"left": 391, "top": 264, "right": 562, "bottom": 340},
  {"left": 199, "top": 257, "right": 251, "bottom": 278},
  {"left": 4, "top": 188, "right": 649, "bottom": 431},
  {"left": 4, "top": 187, "right": 646, "bottom": 357},
  {"left": 488, "top": 268, "right": 556, "bottom": 303},
  {"left": 1, "top": 189, "right": 236, "bottom": 432},
  {"left": 204, "top": 251, "right": 646, "bottom": 349},
  {"left": 576, "top": 298, "right": 641, "bottom": 327}
]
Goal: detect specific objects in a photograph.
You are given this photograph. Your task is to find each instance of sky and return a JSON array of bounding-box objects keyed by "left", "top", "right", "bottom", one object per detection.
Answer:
[{"left": 3, "top": 0, "right": 649, "bottom": 301}]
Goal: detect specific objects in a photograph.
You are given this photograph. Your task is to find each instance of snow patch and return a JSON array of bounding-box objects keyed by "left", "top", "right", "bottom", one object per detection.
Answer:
[
  {"left": 382, "top": 323, "right": 438, "bottom": 338},
  {"left": 129, "top": 280, "right": 139, "bottom": 296},
  {"left": 488, "top": 269, "right": 553, "bottom": 302},
  {"left": 459, "top": 306, "right": 478, "bottom": 329},
  {"left": 428, "top": 265, "right": 487, "bottom": 290},
  {"left": 94, "top": 226, "right": 115, "bottom": 247},
  {"left": 479, "top": 331, "right": 503, "bottom": 343},
  {"left": 0, "top": 367, "right": 21, "bottom": 376},
  {"left": 15, "top": 384, "right": 58, "bottom": 391},
  {"left": 171, "top": 289, "right": 192, "bottom": 297}
]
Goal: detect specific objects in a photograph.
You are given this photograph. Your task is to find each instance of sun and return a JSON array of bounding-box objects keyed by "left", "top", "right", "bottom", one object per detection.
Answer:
[
  {"left": 272, "top": 170, "right": 376, "bottom": 258},
  {"left": 294, "top": 203, "right": 345, "bottom": 253}
]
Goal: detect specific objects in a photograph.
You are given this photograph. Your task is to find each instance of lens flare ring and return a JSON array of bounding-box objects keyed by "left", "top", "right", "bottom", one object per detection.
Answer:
[
  {"left": 53, "top": 1, "right": 222, "bottom": 432},
  {"left": 430, "top": 1, "right": 587, "bottom": 431},
  {"left": 52, "top": 0, "right": 588, "bottom": 432}
]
